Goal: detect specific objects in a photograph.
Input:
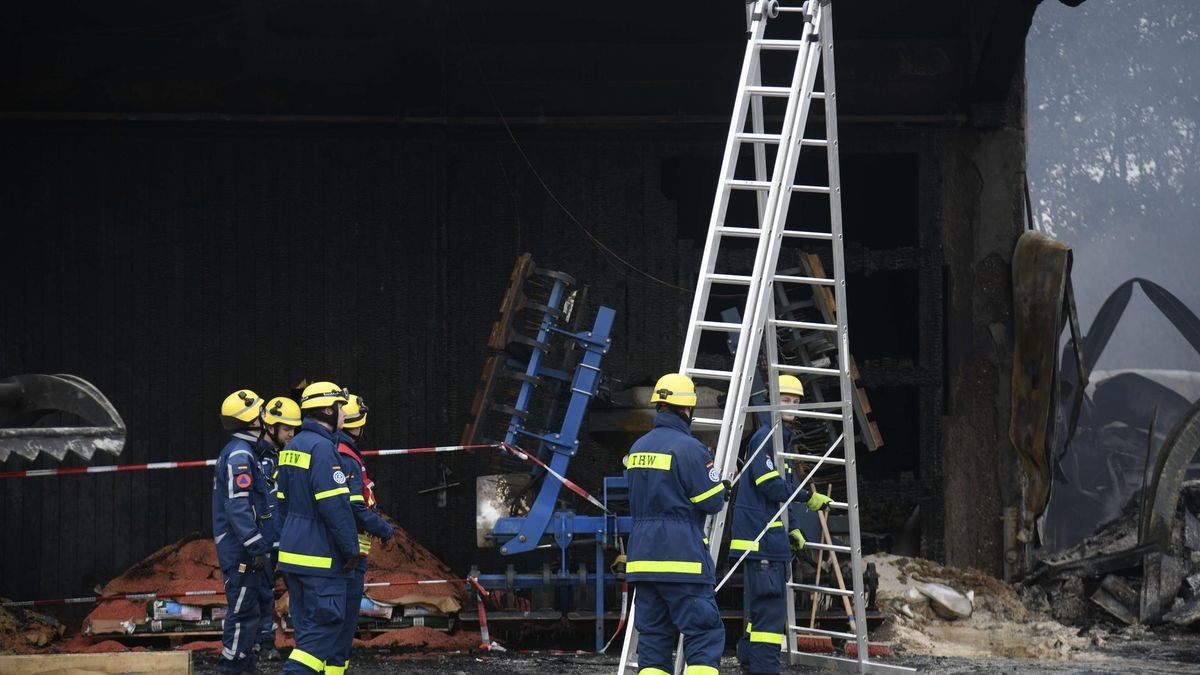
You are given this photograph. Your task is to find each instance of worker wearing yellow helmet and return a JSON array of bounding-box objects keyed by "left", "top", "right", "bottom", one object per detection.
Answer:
[
  {"left": 275, "top": 382, "right": 359, "bottom": 675},
  {"left": 730, "top": 374, "right": 831, "bottom": 675},
  {"left": 624, "top": 372, "right": 728, "bottom": 675},
  {"left": 212, "top": 389, "right": 273, "bottom": 674},
  {"left": 329, "top": 393, "right": 394, "bottom": 675},
  {"left": 252, "top": 396, "right": 302, "bottom": 661}
]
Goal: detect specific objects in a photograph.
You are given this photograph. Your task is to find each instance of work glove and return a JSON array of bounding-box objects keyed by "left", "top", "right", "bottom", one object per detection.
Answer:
[
  {"left": 789, "top": 529, "right": 806, "bottom": 551},
  {"left": 610, "top": 553, "right": 627, "bottom": 578},
  {"left": 807, "top": 491, "right": 833, "bottom": 512},
  {"left": 250, "top": 553, "right": 271, "bottom": 570},
  {"left": 720, "top": 479, "right": 732, "bottom": 501}
]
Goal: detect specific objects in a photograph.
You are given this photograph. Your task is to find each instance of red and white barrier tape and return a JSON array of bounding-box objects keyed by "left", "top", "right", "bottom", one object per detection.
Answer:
[
  {"left": 600, "top": 579, "right": 629, "bottom": 653},
  {"left": 500, "top": 443, "right": 609, "bottom": 513},
  {"left": 0, "top": 444, "right": 498, "bottom": 479}
]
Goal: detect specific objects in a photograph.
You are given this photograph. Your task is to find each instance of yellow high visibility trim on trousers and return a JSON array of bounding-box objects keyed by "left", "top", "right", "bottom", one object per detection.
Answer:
[
  {"left": 729, "top": 539, "right": 759, "bottom": 551},
  {"left": 279, "top": 551, "right": 333, "bottom": 569},
  {"left": 325, "top": 662, "right": 346, "bottom": 675},
  {"left": 627, "top": 452, "right": 672, "bottom": 470},
  {"left": 349, "top": 494, "right": 365, "bottom": 502},
  {"left": 755, "top": 469, "right": 780, "bottom": 485},
  {"left": 690, "top": 483, "right": 724, "bottom": 503},
  {"left": 287, "top": 647, "right": 324, "bottom": 671},
  {"left": 750, "top": 629, "right": 784, "bottom": 645},
  {"left": 684, "top": 666, "right": 719, "bottom": 675},
  {"left": 314, "top": 487, "right": 350, "bottom": 501},
  {"left": 279, "top": 450, "right": 311, "bottom": 469},
  {"left": 638, "top": 668, "right": 671, "bottom": 675},
  {"left": 626, "top": 560, "right": 702, "bottom": 575}
]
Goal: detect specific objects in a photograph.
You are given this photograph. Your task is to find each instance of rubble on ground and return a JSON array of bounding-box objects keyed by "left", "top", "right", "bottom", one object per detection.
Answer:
[
  {"left": 0, "top": 601, "right": 65, "bottom": 653},
  {"left": 867, "top": 553, "right": 1093, "bottom": 660},
  {"left": 1027, "top": 480, "right": 1200, "bottom": 629},
  {"left": 79, "top": 513, "right": 467, "bottom": 648}
]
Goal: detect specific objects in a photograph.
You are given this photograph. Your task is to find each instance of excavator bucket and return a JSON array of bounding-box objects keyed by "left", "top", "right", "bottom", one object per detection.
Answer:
[{"left": 0, "top": 374, "right": 126, "bottom": 462}]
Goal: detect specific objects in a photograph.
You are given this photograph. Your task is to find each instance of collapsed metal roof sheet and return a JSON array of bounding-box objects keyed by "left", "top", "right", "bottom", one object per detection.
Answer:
[{"left": 0, "top": 374, "right": 126, "bottom": 463}]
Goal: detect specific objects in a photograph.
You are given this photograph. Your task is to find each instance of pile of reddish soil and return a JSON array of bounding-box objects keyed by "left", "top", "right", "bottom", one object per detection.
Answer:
[
  {"left": 368, "top": 627, "right": 482, "bottom": 651},
  {"left": 0, "top": 602, "right": 65, "bottom": 654},
  {"left": 176, "top": 640, "right": 223, "bottom": 654},
  {"left": 361, "top": 515, "right": 466, "bottom": 614}
]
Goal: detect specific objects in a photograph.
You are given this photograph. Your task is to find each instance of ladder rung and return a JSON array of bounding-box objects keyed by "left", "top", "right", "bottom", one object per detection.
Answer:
[
  {"left": 788, "top": 625, "right": 858, "bottom": 641},
  {"left": 812, "top": 91, "right": 826, "bottom": 100},
  {"left": 686, "top": 368, "right": 733, "bottom": 381},
  {"left": 800, "top": 138, "right": 829, "bottom": 147},
  {"left": 691, "top": 416, "right": 723, "bottom": 428},
  {"left": 792, "top": 410, "right": 844, "bottom": 421},
  {"left": 830, "top": 500, "right": 849, "bottom": 510},
  {"left": 782, "top": 230, "right": 834, "bottom": 241},
  {"left": 792, "top": 184, "right": 832, "bottom": 194},
  {"left": 735, "top": 133, "right": 782, "bottom": 144},
  {"left": 716, "top": 226, "right": 763, "bottom": 238},
  {"left": 756, "top": 39, "right": 806, "bottom": 50},
  {"left": 745, "top": 85, "right": 792, "bottom": 97},
  {"left": 774, "top": 274, "right": 835, "bottom": 286},
  {"left": 744, "top": 402, "right": 842, "bottom": 412},
  {"left": 780, "top": 452, "right": 847, "bottom": 466},
  {"left": 789, "top": 582, "right": 854, "bottom": 597},
  {"left": 803, "top": 541, "right": 852, "bottom": 554},
  {"left": 771, "top": 319, "right": 837, "bottom": 332},
  {"left": 707, "top": 273, "right": 753, "bottom": 286},
  {"left": 776, "top": 364, "right": 840, "bottom": 376},
  {"left": 727, "top": 179, "right": 772, "bottom": 191},
  {"left": 695, "top": 320, "right": 741, "bottom": 333}
]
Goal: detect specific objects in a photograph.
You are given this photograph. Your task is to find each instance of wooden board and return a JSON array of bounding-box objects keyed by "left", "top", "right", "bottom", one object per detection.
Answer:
[{"left": 0, "top": 651, "right": 191, "bottom": 675}]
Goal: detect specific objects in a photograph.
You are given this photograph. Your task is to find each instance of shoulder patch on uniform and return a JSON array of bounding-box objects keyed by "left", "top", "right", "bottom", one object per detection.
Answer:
[
  {"left": 333, "top": 470, "right": 347, "bottom": 485},
  {"left": 235, "top": 473, "right": 253, "bottom": 489},
  {"left": 708, "top": 467, "right": 720, "bottom": 483}
]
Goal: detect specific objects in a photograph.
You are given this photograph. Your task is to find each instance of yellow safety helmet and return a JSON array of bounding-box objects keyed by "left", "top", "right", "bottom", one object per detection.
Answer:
[
  {"left": 779, "top": 374, "right": 805, "bottom": 397},
  {"left": 650, "top": 373, "right": 697, "bottom": 407},
  {"left": 263, "top": 397, "right": 302, "bottom": 427},
  {"left": 342, "top": 394, "right": 369, "bottom": 429},
  {"left": 220, "top": 389, "right": 263, "bottom": 431},
  {"left": 299, "top": 381, "right": 350, "bottom": 410}
]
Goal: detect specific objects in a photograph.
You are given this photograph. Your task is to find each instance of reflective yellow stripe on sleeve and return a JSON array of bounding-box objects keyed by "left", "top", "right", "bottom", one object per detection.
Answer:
[
  {"left": 314, "top": 487, "right": 350, "bottom": 501},
  {"left": 279, "top": 450, "right": 311, "bottom": 469},
  {"left": 278, "top": 551, "right": 333, "bottom": 569},
  {"left": 349, "top": 494, "right": 365, "bottom": 502},
  {"left": 276, "top": 492, "right": 285, "bottom": 500},
  {"left": 690, "top": 483, "right": 724, "bottom": 503},
  {"left": 729, "top": 539, "right": 760, "bottom": 551},
  {"left": 627, "top": 452, "right": 672, "bottom": 470},
  {"left": 626, "top": 560, "right": 702, "bottom": 575},
  {"left": 768, "top": 520, "right": 783, "bottom": 528},
  {"left": 749, "top": 629, "right": 784, "bottom": 645},
  {"left": 287, "top": 647, "right": 324, "bottom": 671},
  {"left": 755, "top": 469, "right": 780, "bottom": 485}
]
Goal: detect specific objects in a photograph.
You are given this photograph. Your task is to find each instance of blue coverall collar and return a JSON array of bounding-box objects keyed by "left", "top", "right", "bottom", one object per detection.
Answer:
[
  {"left": 300, "top": 417, "right": 337, "bottom": 440},
  {"left": 652, "top": 411, "right": 694, "bottom": 436},
  {"left": 336, "top": 430, "right": 358, "bottom": 451}
]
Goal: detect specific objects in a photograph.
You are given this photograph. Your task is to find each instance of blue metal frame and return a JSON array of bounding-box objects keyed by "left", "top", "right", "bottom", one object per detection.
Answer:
[{"left": 482, "top": 300, "right": 634, "bottom": 651}]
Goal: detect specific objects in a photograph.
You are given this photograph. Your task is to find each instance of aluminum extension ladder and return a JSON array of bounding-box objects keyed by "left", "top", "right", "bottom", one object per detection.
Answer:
[{"left": 619, "top": 2, "right": 913, "bottom": 673}]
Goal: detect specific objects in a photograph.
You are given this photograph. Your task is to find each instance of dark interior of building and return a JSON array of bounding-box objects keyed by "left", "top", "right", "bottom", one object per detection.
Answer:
[{"left": 1, "top": 0, "right": 1049, "bottom": 606}]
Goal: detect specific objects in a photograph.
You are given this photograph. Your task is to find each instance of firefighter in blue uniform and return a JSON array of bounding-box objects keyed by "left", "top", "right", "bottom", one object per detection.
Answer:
[
  {"left": 729, "top": 375, "right": 832, "bottom": 675},
  {"left": 276, "top": 382, "right": 359, "bottom": 674},
  {"left": 254, "top": 396, "right": 302, "bottom": 661},
  {"left": 329, "top": 393, "right": 394, "bottom": 675},
  {"left": 212, "top": 389, "right": 273, "bottom": 675},
  {"left": 625, "top": 373, "right": 728, "bottom": 675}
]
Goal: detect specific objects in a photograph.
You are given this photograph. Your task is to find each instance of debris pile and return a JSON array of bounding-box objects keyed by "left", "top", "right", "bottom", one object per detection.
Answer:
[
  {"left": 1028, "top": 480, "right": 1200, "bottom": 629},
  {"left": 0, "top": 602, "right": 65, "bottom": 653},
  {"left": 867, "top": 554, "right": 1092, "bottom": 660},
  {"left": 81, "top": 513, "right": 468, "bottom": 646}
]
